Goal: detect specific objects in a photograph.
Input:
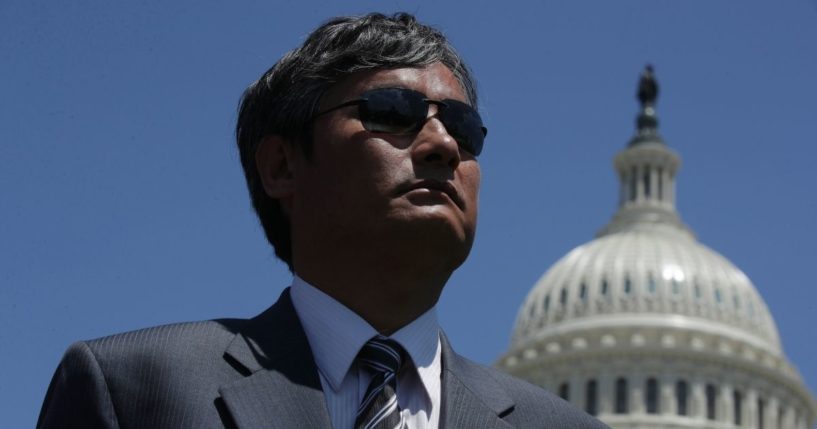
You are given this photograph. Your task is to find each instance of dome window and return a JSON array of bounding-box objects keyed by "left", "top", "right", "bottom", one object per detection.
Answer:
[
  {"left": 733, "top": 390, "right": 743, "bottom": 426},
  {"left": 646, "top": 377, "right": 660, "bottom": 414},
  {"left": 615, "top": 377, "right": 628, "bottom": 414},
  {"left": 694, "top": 281, "right": 702, "bottom": 300},
  {"left": 676, "top": 380, "right": 688, "bottom": 416},
  {"left": 624, "top": 275, "right": 632, "bottom": 294},
  {"left": 657, "top": 166, "right": 664, "bottom": 200},
  {"left": 579, "top": 282, "right": 587, "bottom": 301},
  {"left": 671, "top": 278, "right": 681, "bottom": 295},
  {"left": 558, "top": 382, "right": 569, "bottom": 401},
  {"left": 706, "top": 384, "right": 717, "bottom": 420},
  {"left": 560, "top": 287, "right": 568, "bottom": 306},
  {"left": 543, "top": 295, "right": 550, "bottom": 313},
  {"left": 601, "top": 278, "right": 609, "bottom": 296},
  {"left": 715, "top": 288, "right": 723, "bottom": 304},
  {"left": 586, "top": 379, "right": 598, "bottom": 415},
  {"left": 647, "top": 273, "right": 657, "bottom": 294},
  {"left": 733, "top": 294, "right": 741, "bottom": 310},
  {"left": 643, "top": 166, "right": 652, "bottom": 198}
]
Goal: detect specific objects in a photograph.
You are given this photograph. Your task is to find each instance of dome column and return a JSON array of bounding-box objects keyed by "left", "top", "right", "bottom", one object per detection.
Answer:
[
  {"left": 766, "top": 396, "right": 779, "bottom": 429},
  {"left": 668, "top": 170, "right": 676, "bottom": 208},
  {"left": 635, "top": 164, "right": 645, "bottom": 203},
  {"left": 690, "top": 377, "right": 706, "bottom": 420},
  {"left": 745, "top": 388, "right": 758, "bottom": 428},
  {"left": 598, "top": 371, "right": 614, "bottom": 416},
  {"left": 630, "top": 373, "right": 645, "bottom": 415},
  {"left": 720, "top": 383, "right": 734, "bottom": 425},
  {"left": 660, "top": 167, "right": 670, "bottom": 208},
  {"left": 782, "top": 406, "right": 796, "bottom": 429},
  {"left": 660, "top": 374, "right": 675, "bottom": 415},
  {"left": 546, "top": 375, "right": 558, "bottom": 394},
  {"left": 569, "top": 374, "right": 585, "bottom": 411}
]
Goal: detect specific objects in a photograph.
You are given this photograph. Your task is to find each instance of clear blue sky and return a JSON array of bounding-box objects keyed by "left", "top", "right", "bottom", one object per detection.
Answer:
[{"left": 2, "top": 1, "right": 816, "bottom": 426}]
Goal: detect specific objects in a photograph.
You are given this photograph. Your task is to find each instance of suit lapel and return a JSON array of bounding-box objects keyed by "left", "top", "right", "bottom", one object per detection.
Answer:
[
  {"left": 218, "top": 289, "right": 332, "bottom": 429},
  {"left": 440, "top": 334, "right": 515, "bottom": 429}
]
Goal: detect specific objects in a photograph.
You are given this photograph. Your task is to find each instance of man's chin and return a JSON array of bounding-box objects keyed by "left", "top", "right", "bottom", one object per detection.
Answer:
[{"left": 390, "top": 216, "right": 474, "bottom": 264}]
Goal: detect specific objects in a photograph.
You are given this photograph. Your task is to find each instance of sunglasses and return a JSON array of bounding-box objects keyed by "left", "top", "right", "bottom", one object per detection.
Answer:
[{"left": 314, "top": 87, "right": 487, "bottom": 156}]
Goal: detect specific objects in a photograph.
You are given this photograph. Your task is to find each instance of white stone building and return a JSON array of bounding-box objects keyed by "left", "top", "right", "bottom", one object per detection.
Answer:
[{"left": 496, "top": 67, "right": 816, "bottom": 429}]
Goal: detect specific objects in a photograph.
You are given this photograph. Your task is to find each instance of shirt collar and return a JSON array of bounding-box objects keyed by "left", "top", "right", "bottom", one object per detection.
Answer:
[{"left": 289, "top": 275, "right": 440, "bottom": 397}]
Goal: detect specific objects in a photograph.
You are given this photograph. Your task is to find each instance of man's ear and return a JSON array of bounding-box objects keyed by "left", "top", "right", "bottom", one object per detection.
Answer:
[{"left": 255, "top": 135, "right": 295, "bottom": 200}]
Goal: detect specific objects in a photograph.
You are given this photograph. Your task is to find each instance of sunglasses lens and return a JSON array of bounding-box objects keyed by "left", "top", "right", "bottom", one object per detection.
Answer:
[
  {"left": 437, "top": 99, "right": 486, "bottom": 156},
  {"left": 356, "top": 88, "right": 487, "bottom": 156},
  {"left": 359, "top": 88, "right": 427, "bottom": 134}
]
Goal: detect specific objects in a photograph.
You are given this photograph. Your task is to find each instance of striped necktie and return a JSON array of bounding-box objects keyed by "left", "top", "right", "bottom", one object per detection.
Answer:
[{"left": 355, "top": 337, "right": 406, "bottom": 429}]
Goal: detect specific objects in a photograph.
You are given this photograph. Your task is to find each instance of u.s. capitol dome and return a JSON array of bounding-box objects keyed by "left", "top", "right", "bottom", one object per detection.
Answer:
[{"left": 497, "top": 66, "right": 816, "bottom": 429}]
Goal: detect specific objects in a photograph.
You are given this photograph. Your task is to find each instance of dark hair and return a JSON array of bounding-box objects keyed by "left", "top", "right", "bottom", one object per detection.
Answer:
[{"left": 235, "top": 12, "right": 478, "bottom": 271}]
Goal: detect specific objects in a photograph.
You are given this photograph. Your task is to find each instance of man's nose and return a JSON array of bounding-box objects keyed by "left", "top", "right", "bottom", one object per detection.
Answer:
[{"left": 411, "top": 116, "right": 461, "bottom": 170}]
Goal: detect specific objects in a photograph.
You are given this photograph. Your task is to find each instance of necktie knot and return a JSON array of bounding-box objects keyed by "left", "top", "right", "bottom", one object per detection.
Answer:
[
  {"left": 355, "top": 336, "right": 406, "bottom": 428},
  {"left": 358, "top": 337, "right": 405, "bottom": 375}
]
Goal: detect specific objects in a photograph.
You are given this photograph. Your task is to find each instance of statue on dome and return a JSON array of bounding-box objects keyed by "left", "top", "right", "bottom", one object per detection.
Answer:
[{"left": 637, "top": 64, "right": 658, "bottom": 107}]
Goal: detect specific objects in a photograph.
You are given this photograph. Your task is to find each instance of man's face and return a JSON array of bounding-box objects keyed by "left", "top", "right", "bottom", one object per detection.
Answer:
[{"left": 288, "top": 62, "right": 481, "bottom": 270}]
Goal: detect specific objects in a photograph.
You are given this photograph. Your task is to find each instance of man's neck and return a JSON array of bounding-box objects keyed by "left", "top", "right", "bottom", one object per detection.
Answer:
[{"left": 294, "top": 260, "right": 450, "bottom": 335}]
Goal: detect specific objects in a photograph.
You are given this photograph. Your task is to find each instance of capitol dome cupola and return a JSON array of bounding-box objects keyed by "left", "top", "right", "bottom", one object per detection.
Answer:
[{"left": 599, "top": 65, "right": 692, "bottom": 238}]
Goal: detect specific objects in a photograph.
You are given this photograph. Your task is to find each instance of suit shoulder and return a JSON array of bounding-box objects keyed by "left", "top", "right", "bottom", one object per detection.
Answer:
[
  {"left": 456, "top": 357, "right": 609, "bottom": 428},
  {"left": 81, "top": 317, "right": 248, "bottom": 365},
  {"left": 42, "top": 318, "right": 255, "bottom": 428}
]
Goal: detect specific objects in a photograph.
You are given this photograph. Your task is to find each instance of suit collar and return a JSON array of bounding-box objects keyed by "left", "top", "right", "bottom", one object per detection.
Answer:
[
  {"left": 218, "top": 288, "right": 332, "bottom": 429},
  {"left": 222, "top": 288, "right": 309, "bottom": 374}
]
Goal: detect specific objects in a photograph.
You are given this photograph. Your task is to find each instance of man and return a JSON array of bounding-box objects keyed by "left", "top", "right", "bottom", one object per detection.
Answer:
[{"left": 38, "top": 13, "right": 607, "bottom": 429}]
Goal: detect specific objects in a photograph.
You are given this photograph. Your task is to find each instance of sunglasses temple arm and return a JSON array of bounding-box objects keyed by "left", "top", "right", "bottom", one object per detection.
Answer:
[{"left": 313, "top": 99, "right": 364, "bottom": 118}]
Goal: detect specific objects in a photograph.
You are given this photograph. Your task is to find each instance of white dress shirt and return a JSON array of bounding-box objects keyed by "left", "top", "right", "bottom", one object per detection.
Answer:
[{"left": 290, "top": 275, "right": 442, "bottom": 429}]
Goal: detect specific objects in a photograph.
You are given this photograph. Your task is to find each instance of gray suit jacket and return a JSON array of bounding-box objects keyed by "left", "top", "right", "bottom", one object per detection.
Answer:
[{"left": 38, "top": 289, "right": 608, "bottom": 428}]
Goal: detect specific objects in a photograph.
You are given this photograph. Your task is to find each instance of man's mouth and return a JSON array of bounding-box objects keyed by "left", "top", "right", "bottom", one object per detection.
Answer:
[{"left": 402, "top": 179, "right": 464, "bottom": 209}]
